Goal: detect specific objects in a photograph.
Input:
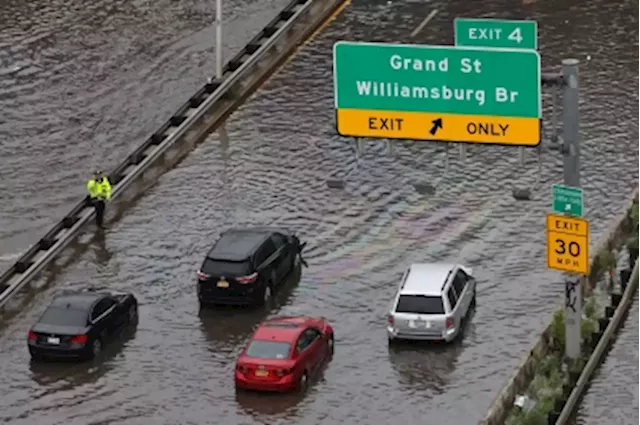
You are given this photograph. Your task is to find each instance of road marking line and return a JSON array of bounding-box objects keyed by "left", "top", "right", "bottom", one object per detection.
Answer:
[{"left": 411, "top": 9, "right": 438, "bottom": 38}]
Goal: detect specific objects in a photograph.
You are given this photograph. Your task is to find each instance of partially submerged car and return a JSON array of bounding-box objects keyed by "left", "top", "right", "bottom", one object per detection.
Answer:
[
  {"left": 197, "top": 228, "right": 307, "bottom": 306},
  {"left": 387, "top": 263, "right": 476, "bottom": 343},
  {"left": 28, "top": 288, "right": 138, "bottom": 361}
]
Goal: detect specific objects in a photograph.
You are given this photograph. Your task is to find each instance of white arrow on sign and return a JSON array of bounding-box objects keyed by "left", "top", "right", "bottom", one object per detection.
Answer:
[{"left": 565, "top": 204, "right": 571, "bottom": 211}]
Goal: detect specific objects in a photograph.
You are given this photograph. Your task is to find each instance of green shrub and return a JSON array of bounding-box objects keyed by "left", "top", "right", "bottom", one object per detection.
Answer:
[
  {"left": 583, "top": 296, "right": 600, "bottom": 321},
  {"left": 630, "top": 203, "right": 639, "bottom": 226},
  {"left": 628, "top": 235, "right": 639, "bottom": 250},
  {"left": 549, "top": 309, "right": 565, "bottom": 351},
  {"left": 597, "top": 250, "right": 617, "bottom": 271},
  {"left": 581, "top": 317, "right": 596, "bottom": 342}
]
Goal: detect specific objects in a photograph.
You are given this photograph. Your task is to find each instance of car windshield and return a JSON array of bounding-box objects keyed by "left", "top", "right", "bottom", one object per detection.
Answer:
[
  {"left": 395, "top": 294, "right": 445, "bottom": 314},
  {"left": 38, "top": 307, "right": 88, "bottom": 327},
  {"left": 202, "top": 258, "right": 251, "bottom": 276},
  {"left": 245, "top": 340, "right": 291, "bottom": 359}
]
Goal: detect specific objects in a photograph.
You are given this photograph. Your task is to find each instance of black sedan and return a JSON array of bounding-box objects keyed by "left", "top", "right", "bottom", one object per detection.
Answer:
[
  {"left": 27, "top": 288, "right": 138, "bottom": 362},
  {"left": 197, "top": 227, "right": 307, "bottom": 306}
]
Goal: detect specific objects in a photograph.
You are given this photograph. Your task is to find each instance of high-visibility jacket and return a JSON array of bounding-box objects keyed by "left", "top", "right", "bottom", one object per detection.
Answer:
[{"left": 87, "top": 177, "right": 112, "bottom": 200}]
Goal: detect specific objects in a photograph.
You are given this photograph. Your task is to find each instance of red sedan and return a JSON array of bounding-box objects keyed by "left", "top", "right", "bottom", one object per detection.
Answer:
[{"left": 234, "top": 316, "right": 334, "bottom": 392}]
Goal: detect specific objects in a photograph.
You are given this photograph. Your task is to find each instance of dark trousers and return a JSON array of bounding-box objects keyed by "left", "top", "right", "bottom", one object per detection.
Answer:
[{"left": 93, "top": 199, "right": 106, "bottom": 227}]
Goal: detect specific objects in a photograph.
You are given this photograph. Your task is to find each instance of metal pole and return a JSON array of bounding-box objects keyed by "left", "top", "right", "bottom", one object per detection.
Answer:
[
  {"left": 562, "top": 58, "right": 582, "bottom": 360},
  {"left": 519, "top": 146, "right": 525, "bottom": 167},
  {"left": 562, "top": 58, "right": 580, "bottom": 188},
  {"left": 215, "top": 0, "right": 223, "bottom": 79}
]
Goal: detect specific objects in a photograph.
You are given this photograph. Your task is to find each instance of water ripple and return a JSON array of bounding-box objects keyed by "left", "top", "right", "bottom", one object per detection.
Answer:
[{"left": 0, "top": 0, "right": 637, "bottom": 424}]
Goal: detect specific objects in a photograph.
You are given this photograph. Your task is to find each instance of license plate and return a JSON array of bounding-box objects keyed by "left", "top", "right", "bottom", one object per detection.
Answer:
[
  {"left": 217, "top": 280, "right": 229, "bottom": 288},
  {"left": 47, "top": 337, "right": 60, "bottom": 345},
  {"left": 255, "top": 370, "right": 268, "bottom": 377}
]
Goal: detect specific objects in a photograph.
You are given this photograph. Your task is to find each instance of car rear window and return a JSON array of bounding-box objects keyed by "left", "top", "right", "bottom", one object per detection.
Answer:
[
  {"left": 39, "top": 307, "right": 88, "bottom": 327},
  {"left": 395, "top": 294, "right": 445, "bottom": 315},
  {"left": 245, "top": 340, "right": 291, "bottom": 359},
  {"left": 202, "top": 258, "right": 251, "bottom": 276}
]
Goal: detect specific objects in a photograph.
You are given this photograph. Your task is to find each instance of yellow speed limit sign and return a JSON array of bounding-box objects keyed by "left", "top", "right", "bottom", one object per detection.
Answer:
[{"left": 546, "top": 213, "right": 589, "bottom": 275}]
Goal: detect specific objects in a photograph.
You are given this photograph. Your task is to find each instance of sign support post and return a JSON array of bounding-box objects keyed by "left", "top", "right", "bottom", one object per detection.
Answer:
[
  {"left": 562, "top": 58, "right": 582, "bottom": 360},
  {"left": 215, "top": 0, "right": 223, "bottom": 79}
]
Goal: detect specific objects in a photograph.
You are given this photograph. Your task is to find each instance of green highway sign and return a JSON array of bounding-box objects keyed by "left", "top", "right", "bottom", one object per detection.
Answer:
[
  {"left": 333, "top": 41, "right": 542, "bottom": 146},
  {"left": 552, "top": 184, "right": 584, "bottom": 217},
  {"left": 454, "top": 18, "right": 538, "bottom": 50}
]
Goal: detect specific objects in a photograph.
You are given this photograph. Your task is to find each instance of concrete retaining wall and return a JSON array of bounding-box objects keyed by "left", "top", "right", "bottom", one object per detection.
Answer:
[{"left": 478, "top": 187, "right": 639, "bottom": 425}]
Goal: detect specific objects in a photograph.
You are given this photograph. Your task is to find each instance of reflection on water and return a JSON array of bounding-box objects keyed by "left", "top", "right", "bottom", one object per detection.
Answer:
[
  {"left": 387, "top": 310, "right": 472, "bottom": 396},
  {"left": 199, "top": 264, "right": 302, "bottom": 344},
  {"left": 236, "top": 388, "right": 306, "bottom": 419}
]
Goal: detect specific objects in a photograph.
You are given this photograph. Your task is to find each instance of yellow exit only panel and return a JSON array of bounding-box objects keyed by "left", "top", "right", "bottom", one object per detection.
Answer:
[{"left": 336, "top": 108, "right": 541, "bottom": 146}]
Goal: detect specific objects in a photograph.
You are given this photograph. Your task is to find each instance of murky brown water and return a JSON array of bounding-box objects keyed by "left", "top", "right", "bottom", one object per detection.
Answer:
[{"left": 0, "top": 0, "right": 638, "bottom": 424}]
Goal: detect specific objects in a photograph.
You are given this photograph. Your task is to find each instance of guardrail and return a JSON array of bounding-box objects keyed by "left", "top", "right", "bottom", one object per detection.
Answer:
[
  {"left": 555, "top": 260, "right": 639, "bottom": 425},
  {"left": 0, "top": 0, "right": 348, "bottom": 309}
]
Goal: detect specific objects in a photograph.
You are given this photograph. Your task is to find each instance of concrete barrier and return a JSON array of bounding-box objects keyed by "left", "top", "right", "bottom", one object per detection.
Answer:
[{"left": 478, "top": 187, "right": 639, "bottom": 425}]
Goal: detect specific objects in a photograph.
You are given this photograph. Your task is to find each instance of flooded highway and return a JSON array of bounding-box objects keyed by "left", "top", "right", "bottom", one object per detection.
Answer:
[
  {"left": 0, "top": 0, "right": 291, "bottom": 266},
  {"left": 572, "top": 293, "right": 638, "bottom": 425},
  {"left": 0, "top": 0, "right": 638, "bottom": 424}
]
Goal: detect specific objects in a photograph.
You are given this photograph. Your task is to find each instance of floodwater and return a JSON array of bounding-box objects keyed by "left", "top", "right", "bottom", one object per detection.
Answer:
[
  {"left": 0, "top": 0, "right": 292, "bottom": 264},
  {"left": 0, "top": 0, "right": 638, "bottom": 424},
  {"left": 572, "top": 293, "right": 638, "bottom": 425}
]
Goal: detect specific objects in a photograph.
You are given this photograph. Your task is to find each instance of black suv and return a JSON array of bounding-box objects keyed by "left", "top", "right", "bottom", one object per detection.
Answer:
[{"left": 197, "top": 228, "right": 307, "bottom": 306}]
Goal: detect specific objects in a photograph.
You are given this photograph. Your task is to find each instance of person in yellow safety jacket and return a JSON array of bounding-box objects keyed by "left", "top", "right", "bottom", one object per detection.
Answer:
[{"left": 86, "top": 170, "right": 112, "bottom": 229}]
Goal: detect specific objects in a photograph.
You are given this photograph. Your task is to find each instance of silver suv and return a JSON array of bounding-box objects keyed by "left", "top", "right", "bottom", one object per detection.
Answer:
[{"left": 387, "top": 263, "right": 476, "bottom": 343}]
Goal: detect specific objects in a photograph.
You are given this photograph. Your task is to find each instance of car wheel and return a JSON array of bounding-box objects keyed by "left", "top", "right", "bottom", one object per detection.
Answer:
[
  {"left": 470, "top": 289, "right": 477, "bottom": 309},
  {"left": 327, "top": 333, "right": 335, "bottom": 355},
  {"left": 261, "top": 284, "right": 272, "bottom": 306},
  {"left": 30, "top": 353, "right": 44, "bottom": 363},
  {"left": 298, "top": 371, "right": 309, "bottom": 391},
  {"left": 127, "top": 305, "right": 138, "bottom": 326},
  {"left": 89, "top": 339, "right": 102, "bottom": 360}
]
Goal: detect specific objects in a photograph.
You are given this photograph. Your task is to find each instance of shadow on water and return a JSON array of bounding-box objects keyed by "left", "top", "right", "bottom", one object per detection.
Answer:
[
  {"left": 198, "top": 263, "right": 303, "bottom": 344},
  {"left": 28, "top": 325, "right": 137, "bottom": 388},
  {"left": 387, "top": 309, "right": 474, "bottom": 395},
  {"left": 235, "top": 388, "right": 306, "bottom": 418}
]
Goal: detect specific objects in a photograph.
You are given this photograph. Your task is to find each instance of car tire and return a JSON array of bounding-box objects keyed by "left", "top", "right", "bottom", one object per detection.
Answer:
[
  {"left": 88, "top": 338, "right": 102, "bottom": 360},
  {"left": 257, "top": 283, "right": 272, "bottom": 307},
  {"left": 298, "top": 371, "right": 309, "bottom": 392},
  {"left": 30, "top": 352, "right": 44, "bottom": 363},
  {"left": 328, "top": 333, "right": 335, "bottom": 355},
  {"left": 470, "top": 289, "right": 477, "bottom": 309},
  {"left": 127, "top": 304, "right": 139, "bottom": 326}
]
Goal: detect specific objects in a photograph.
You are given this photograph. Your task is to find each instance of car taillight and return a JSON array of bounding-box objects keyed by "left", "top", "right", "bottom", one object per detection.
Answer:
[
  {"left": 196, "top": 270, "right": 210, "bottom": 280},
  {"left": 27, "top": 331, "right": 37, "bottom": 341},
  {"left": 276, "top": 368, "right": 292, "bottom": 376},
  {"left": 387, "top": 315, "right": 395, "bottom": 326},
  {"left": 70, "top": 334, "right": 88, "bottom": 344},
  {"left": 445, "top": 317, "right": 455, "bottom": 329},
  {"left": 236, "top": 364, "right": 249, "bottom": 374},
  {"left": 236, "top": 273, "right": 258, "bottom": 284}
]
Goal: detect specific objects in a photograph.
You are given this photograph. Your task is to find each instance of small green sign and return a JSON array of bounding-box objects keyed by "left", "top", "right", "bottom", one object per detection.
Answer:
[
  {"left": 552, "top": 184, "right": 583, "bottom": 217},
  {"left": 454, "top": 18, "right": 538, "bottom": 50}
]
